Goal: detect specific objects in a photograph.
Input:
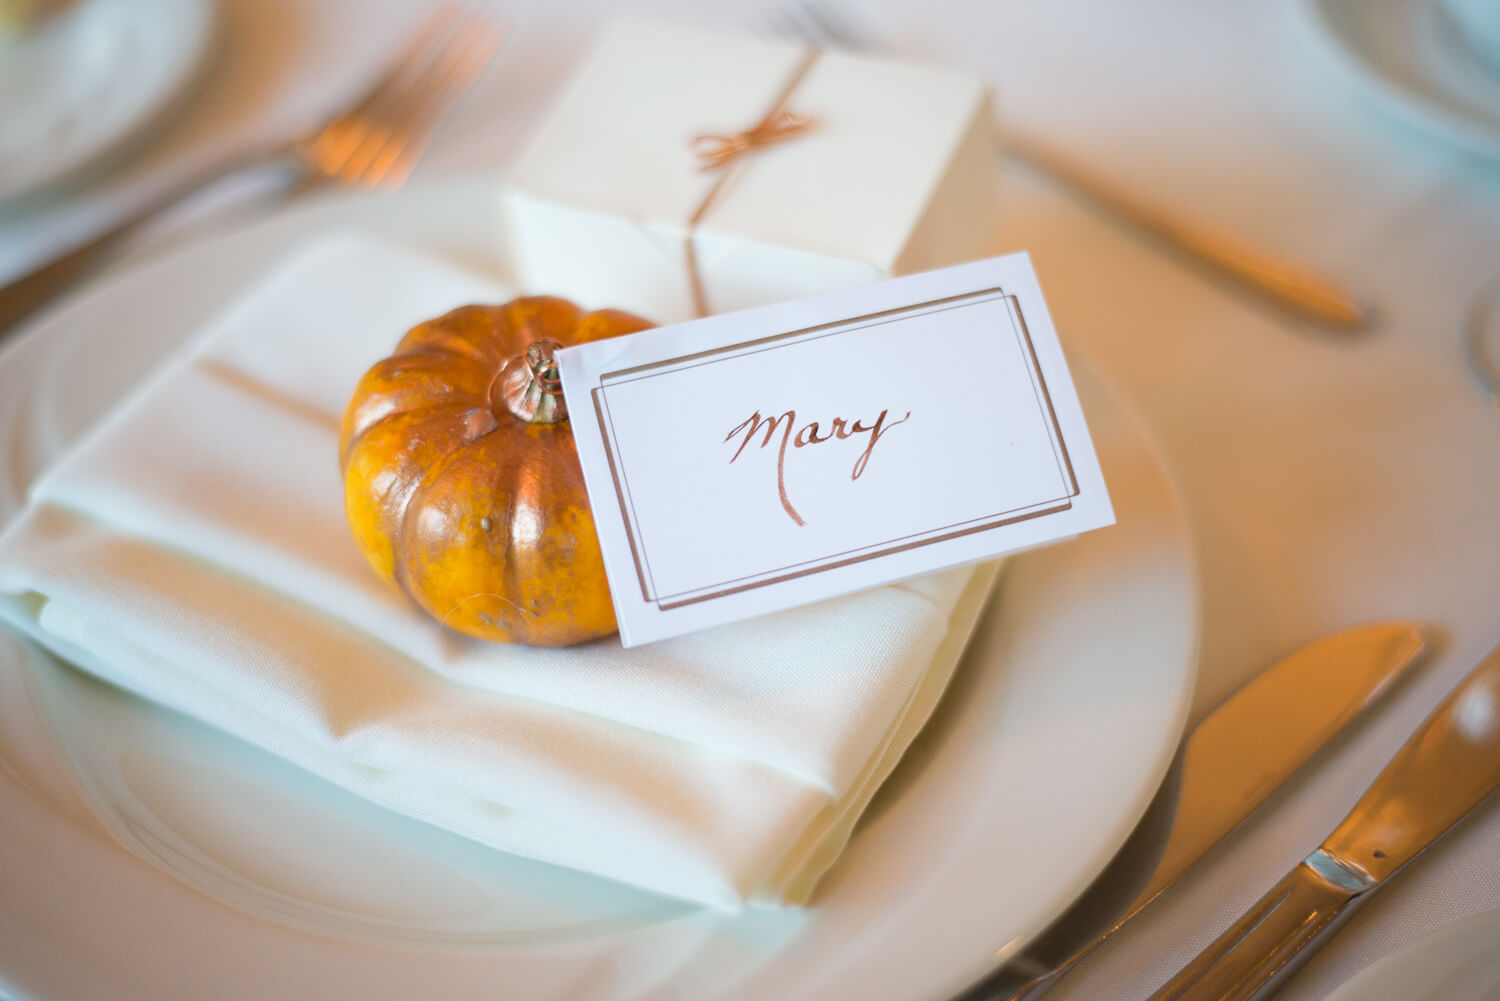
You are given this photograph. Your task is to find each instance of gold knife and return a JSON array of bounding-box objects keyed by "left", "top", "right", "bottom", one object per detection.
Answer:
[
  {"left": 959, "top": 621, "right": 1426, "bottom": 1001},
  {"left": 1149, "top": 638, "right": 1500, "bottom": 1001}
]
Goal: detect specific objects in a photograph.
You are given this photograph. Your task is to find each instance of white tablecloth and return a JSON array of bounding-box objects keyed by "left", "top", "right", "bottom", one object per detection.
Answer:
[{"left": 3, "top": 1, "right": 1498, "bottom": 999}]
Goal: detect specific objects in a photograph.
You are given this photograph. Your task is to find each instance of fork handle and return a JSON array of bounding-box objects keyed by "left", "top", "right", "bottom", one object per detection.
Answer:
[{"left": 0, "top": 150, "right": 303, "bottom": 341}]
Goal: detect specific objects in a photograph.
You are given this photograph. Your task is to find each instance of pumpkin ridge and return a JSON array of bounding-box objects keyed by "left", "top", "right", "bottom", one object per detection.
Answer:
[{"left": 342, "top": 398, "right": 492, "bottom": 472}]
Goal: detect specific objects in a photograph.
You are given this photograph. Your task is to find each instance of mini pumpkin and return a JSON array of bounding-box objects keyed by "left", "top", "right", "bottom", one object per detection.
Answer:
[{"left": 339, "top": 297, "right": 653, "bottom": 646}]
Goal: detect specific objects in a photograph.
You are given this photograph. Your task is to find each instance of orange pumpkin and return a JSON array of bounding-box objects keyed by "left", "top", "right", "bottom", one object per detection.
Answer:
[{"left": 339, "top": 296, "right": 653, "bottom": 646}]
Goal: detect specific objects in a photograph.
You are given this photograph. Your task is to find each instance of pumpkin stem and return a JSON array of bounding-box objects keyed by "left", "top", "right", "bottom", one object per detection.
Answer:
[{"left": 494, "top": 338, "right": 568, "bottom": 424}]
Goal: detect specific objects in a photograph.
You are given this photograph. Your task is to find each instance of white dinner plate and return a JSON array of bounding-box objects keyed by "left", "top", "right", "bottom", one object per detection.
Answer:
[
  {"left": 0, "top": 0, "right": 217, "bottom": 205},
  {"left": 1324, "top": 909, "right": 1500, "bottom": 1001},
  {"left": 1296, "top": 0, "right": 1500, "bottom": 162},
  {"left": 0, "top": 178, "right": 1198, "bottom": 1001}
]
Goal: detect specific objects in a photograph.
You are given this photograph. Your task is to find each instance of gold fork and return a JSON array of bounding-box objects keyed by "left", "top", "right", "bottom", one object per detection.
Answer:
[
  {"left": 0, "top": 6, "right": 505, "bottom": 338},
  {"left": 773, "top": 3, "right": 1370, "bottom": 333}
]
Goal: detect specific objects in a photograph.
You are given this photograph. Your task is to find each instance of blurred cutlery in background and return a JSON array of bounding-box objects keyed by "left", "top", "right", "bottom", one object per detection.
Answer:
[{"left": 0, "top": 5, "right": 504, "bottom": 340}]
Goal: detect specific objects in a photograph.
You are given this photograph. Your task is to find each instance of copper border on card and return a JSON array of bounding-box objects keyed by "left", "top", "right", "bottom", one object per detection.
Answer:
[
  {"left": 1007, "top": 295, "right": 1079, "bottom": 498},
  {"left": 591, "top": 388, "right": 656, "bottom": 603},
  {"left": 654, "top": 500, "right": 1073, "bottom": 609},
  {"left": 600, "top": 288, "right": 1003, "bottom": 382},
  {"left": 589, "top": 287, "right": 1080, "bottom": 611}
]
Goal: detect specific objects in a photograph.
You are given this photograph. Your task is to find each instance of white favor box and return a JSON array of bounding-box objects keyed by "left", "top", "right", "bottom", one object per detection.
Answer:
[{"left": 503, "top": 20, "right": 1001, "bottom": 324}]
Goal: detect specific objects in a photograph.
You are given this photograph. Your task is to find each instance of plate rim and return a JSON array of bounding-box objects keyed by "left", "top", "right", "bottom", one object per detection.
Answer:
[{"left": 0, "top": 0, "right": 220, "bottom": 205}]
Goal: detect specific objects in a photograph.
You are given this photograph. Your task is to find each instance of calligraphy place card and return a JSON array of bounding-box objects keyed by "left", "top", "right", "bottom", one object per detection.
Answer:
[{"left": 557, "top": 253, "right": 1114, "bottom": 646}]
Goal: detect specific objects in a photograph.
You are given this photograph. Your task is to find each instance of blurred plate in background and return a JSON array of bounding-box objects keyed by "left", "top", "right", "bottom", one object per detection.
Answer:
[
  {"left": 1298, "top": 0, "right": 1500, "bottom": 161},
  {"left": 0, "top": 0, "right": 216, "bottom": 205}
]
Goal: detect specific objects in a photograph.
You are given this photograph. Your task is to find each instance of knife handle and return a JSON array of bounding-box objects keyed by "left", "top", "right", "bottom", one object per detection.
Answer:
[{"left": 1145, "top": 850, "right": 1373, "bottom": 1001}]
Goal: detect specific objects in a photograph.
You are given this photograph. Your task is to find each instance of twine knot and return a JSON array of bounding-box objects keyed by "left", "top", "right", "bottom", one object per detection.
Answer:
[
  {"left": 681, "top": 48, "right": 821, "bottom": 317},
  {"left": 691, "top": 110, "right": 814, "bottom": 171}
]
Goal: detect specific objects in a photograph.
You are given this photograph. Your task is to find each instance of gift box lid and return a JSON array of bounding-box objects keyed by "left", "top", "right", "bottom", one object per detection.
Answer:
[{"left": 506, "top": 18, "right": 995, "bottom": 272}]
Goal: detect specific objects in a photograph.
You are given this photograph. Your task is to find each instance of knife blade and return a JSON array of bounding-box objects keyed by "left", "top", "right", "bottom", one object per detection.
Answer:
[
  {"left": 1148, "top": 637, "right": 1500, "bottom": 1001},
  {"left": 958, "top": 621, "right": 1427, "bottom": 1001}
]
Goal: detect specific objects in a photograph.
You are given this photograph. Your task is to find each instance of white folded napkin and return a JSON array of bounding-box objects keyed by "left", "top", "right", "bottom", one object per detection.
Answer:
[{"left": 0, "top": 234, "right": 999, "bottom": 911}]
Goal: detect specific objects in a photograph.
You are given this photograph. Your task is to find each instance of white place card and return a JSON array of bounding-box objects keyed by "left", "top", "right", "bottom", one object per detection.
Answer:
[{"left": 557, "top": 253, "right": 1114, "bottom": 646}]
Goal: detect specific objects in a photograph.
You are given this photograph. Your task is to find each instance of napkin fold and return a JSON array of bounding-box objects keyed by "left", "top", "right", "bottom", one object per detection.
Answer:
[{"left": 0, "top": 234, "right": 999, "bottom": 911}]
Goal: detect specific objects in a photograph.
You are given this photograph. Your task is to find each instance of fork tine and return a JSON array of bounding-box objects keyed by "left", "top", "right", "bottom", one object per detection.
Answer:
[
  {"left": 347, "top": 14, "right": 505, "bottom": 188},
  {"left": 325, "top": 20, "right": 472, "bottom": 184},
  {"left": 300, "top": 7, "right": 464, "bottom": 173},
  {"left": 303, "top": 5, "right": 504, "bottom": 189},
  {"left": 326, "top": 6, "right": 464, "bottom": 133}
]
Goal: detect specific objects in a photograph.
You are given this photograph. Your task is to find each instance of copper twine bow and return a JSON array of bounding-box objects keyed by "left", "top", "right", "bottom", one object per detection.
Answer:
[{"left": 682, "top": 48, "right": 820, "bottom": 318}]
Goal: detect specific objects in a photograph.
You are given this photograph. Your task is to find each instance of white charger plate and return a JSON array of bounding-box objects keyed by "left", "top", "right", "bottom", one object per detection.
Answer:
[
  {"left": 1297, "top": 0, "right": 1500, "bottom": 161},
  {"left": 0, "top": 178, "right": 1198, "bottom": 1001},
  {"left": 0, "top": 0, "right": 217, "bottom": 205}
]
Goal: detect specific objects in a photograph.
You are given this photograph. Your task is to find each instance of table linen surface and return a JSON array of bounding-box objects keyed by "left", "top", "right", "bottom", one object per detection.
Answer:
[{"left": 2, "top": 1, "right": 1499, "bottom": 1000}]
